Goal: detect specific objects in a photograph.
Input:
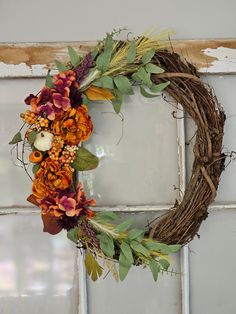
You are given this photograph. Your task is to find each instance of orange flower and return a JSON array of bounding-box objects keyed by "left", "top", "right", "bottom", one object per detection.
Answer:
[
  {"left": 32, "top": 158, "right": 73, "bottom": 200},
  {"left": 51, "top": 105, "right": 93, "bottom": 145}
]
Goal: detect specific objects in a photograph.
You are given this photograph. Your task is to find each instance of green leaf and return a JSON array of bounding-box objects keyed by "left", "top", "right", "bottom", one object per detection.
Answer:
[
  {"left": 140, "top": 86, "right": 159, "bottom": 98},
  {"left": 32, "top": 163, "right": 41, "bottom": 174},
  {"left": 96, "top": 51, "right": 112, "bottom": 73},
  {"left": 145, "top": 63, "right": 164, "bottom": 74},
  {"left": 54, "top": 59, "right": 67, "bottom": 72},
  {"left": 95, "top": 211, "right": 119, "bottom": 222},
  {"left": 115, "top": 219, "right": 133, "bottom": 234},
  {"left": 98, "top": 233, "right": 115, "bottom": 258},
  {"left": 120, "top": 241, "right": 134, "bottom": 264},
  {"left": 68, "top": 46, "right": 81, "bottom": 67},
  {"left": 159, "top": 259, "right": 170, "bottom": 271},
  {"left": 142, "top": 48, "right": 155, "bottom": 64},
  {"left": 45, "top": 72, "right": 54, "bottom": 88},
  {"left": 96, "top": 36, "right": 113, "bottom": 73},
  {"left": 114, "top": 75, "right": 134, "bottom": 95},
  {"left": 128, "top": 228, "right": 146, "bottom": 241},
  {"left": 150, "top": 81, "right": 170, "bottom": 93},
  {"left": 82, "top": 94, "right": 89, "bottom": 105},
  {"left": 119, "top": 251, "right": 132, "bottom": 281},
  {"left": 104, "top": 34, "right": 114, "bottom": 50},
  {"left": 132, "top": 67, "right": 152, "bottom": 87},
  {"left": 71, "top": 147, "right": 99, "bottom": 171},
  {"left": 149, "top": 259, "right": 160, "bottom": 281},
  {"left": 9, "top": 132, "right": 22, "bottom": 145},
  {"left": 84, "top": 251, "right": 103, "bottom": 281},
  {"left": 144, "top": 241, "right": 172, "bottom": 254},
  {"left": 28, "top": 130, "right": 37, "bottom": 145},
  {"left": 67, "top": 227, "right": 79, "bottom": 243},
  {"left": 127, "top": 40, "right": 136, "bottom": 63},
  {"left": 130, "top": 241, "right": 150, "bottom": 257},
  {"left": 91, "top": 48, "right": 99, "bottom": 60},
  {"left": 112, "top": 89, "right": 123, "bottom": 114},
  {"left": 168, "top": 244, "right": 181, "bottom": 253},
  {"left": 93, "top": 76, "right": 114, "bottom": 89}
]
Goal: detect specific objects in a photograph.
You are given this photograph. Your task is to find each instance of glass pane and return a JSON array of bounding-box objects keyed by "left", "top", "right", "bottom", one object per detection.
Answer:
[
  {"left": 82, "top": 88, "right": 179, "bottom": 205},
  {"left": 0, "top": 79, "right": 179, "bottom": 207},
  {"left": 0, "top": 214, "right": 78, "bottom": 314},
  {"left": 0, "top": 79, "right": 44, "bottom": 206},
  {"left": 186, "top": 75, "right": 236, "bottom": 203},
  {"left": 87, "top": 212, "right": 181, "bottom": 314},
  {"left": 189, "top": 209, "right": 236, "bottom": 314}
]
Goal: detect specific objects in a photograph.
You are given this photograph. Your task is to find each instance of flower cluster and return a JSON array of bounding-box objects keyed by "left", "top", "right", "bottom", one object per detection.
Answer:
[
  {"left": 40, "top": 182, "right": 95, "bottom": 231},
  {"left": 18, "top": 68, "right": 97, "bottom": 231}
]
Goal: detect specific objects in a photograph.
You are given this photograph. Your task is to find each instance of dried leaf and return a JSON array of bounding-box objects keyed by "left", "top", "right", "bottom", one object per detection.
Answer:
[
  {"left": 27, "top": 194, "right": 40, "bottom": 206},
  {"left": 42, "top": 213, "right": 63, "bottom": 235},
  {"left": 84, "top": 251, "right": 103, "bottom": 281},
  {"left": 84, "top": 86, "right": 114, "bottom": 101},
  {"left": 104, "top": 259, "right": 119, "bottom": 282}
]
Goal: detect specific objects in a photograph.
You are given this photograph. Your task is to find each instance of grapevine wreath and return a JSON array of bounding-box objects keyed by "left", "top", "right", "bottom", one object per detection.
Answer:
[{"left": 10, "top": 30, "right": 226, "bottom": 281}]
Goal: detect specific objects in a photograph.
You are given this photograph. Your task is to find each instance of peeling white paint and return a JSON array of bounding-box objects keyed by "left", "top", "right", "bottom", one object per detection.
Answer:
[
  {"left": 200, "top": 47, "right": 236, "bottom": 73},
  {"left": 0, "top": 61, "right": 57, "bottom": 78}
]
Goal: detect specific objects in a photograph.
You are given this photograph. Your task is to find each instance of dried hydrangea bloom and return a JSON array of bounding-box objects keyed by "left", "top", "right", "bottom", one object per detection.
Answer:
[
  {"left": 32, "top": 158, "right": 73, "bottom": 200},
  {"left": 51, "top": 105, "right": 93, "bottom": 145}
]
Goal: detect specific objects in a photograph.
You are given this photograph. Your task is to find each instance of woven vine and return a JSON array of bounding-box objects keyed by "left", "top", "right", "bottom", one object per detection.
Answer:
[{"left": 149, "top": 50, "right": 226, "bottom": 244}]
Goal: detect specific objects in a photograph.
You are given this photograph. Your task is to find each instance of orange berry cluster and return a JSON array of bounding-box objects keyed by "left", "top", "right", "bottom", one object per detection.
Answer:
[
  {"left": 20, "top": 110, "right": 37, "bottom": 125},
  {"left": 59, "top": 145, "right": 78, "bottom": 166},
  {"left": 38, "top": 117, "right": 49, "bottom": 128},
  {"left": 48, "top": 136, "right": 65, "bottom": 160}
]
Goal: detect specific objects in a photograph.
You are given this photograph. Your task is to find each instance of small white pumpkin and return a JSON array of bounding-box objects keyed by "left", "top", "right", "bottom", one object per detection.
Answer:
[{"left": 34, "top": 131, "right": 54, "bottom": 151}]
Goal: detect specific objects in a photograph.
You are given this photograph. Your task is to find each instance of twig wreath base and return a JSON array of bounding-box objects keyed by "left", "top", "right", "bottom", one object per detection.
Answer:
[
  {"left": 9, "top": 30, "right": 226, "bottom": 281},
  {"left": 149, "top": 50, "right": 225, "bottom": 244}
]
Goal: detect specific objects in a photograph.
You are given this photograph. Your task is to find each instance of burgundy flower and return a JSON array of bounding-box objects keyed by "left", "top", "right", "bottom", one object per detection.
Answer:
[
  {"left": 38, "top": 103, "right": 56, "bottom": 120},
  {"left": 53, "top": 70, "right": 76, "bottom": 96},
  {"left": 39, "top": 182, "right": 96, "bottom": 231},
  {"left": 58, "top": 196, "right": 77, "bottom": 217},
  {"left": 52, "top": 93, "right": 71, "bottom": 111}
]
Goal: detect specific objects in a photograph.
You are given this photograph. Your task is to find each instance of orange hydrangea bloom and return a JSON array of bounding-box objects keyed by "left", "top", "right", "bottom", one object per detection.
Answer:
[
  {"left": 51, "top": 105, "right": 93, "bottom": 145},
  {"left": 32, "top": 158, "right": 73, "bottom": 200}
]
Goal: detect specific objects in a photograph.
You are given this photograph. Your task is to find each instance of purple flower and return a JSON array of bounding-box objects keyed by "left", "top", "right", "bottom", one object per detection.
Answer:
[{"left": 76, "top": 52, "right": 93, "bottom": 83}]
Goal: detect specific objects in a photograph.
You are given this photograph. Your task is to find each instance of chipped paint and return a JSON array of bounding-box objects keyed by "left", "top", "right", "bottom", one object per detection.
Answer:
[
  {"left": 0, "top": 39, "right": 236, "bottom": 77},
  {"left": 199, "top": 46, "right": 236, "bottom": 73},
  {"left": 0, "top": 61, "right": 53, "bottom": 77}
]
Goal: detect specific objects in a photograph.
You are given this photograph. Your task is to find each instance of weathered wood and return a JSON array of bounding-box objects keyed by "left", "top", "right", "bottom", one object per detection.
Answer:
[{"left": 0, "top": 39, "right": 236, "bottom": 77}]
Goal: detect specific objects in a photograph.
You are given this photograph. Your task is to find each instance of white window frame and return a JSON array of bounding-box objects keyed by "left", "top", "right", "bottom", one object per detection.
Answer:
[{"left": 1, "top": 39, "right": 236, "bottom": 314}]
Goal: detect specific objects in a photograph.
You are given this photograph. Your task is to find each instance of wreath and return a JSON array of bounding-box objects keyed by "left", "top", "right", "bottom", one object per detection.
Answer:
[{"left": 9, "top": 30, "right": 225, "bottom": 282}]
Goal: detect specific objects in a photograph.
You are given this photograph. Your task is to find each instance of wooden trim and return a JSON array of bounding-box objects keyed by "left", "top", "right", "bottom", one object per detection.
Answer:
[
  {"left": 1, "top": 204, "right": 236, "bottom": 215},
  {"left": 0, "top": 39, "right": 236, "bottom": 77}
]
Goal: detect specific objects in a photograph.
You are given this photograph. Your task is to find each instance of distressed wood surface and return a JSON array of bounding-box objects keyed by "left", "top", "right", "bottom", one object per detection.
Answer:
[{"left": 0, "top": 39, "right": 235, "bottom": 77}]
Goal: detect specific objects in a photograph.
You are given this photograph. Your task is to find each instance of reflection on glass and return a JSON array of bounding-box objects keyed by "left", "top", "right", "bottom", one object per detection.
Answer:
[{"left": 0, "top": 215, "right": 77, "bottom": 299}]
